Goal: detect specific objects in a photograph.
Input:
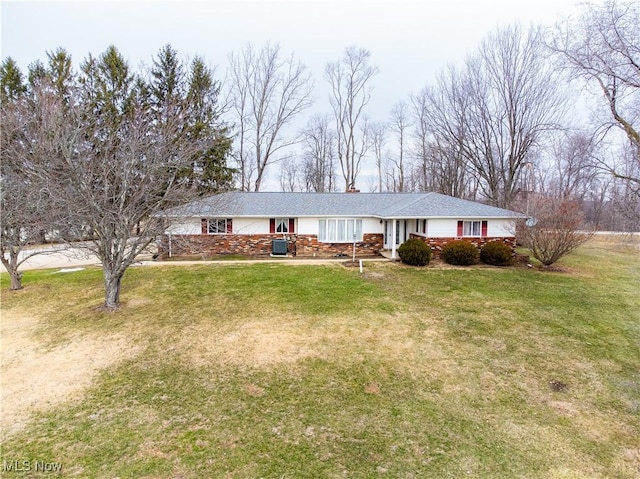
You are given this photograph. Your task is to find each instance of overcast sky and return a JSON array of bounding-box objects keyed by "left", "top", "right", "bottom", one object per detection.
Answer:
[
  {"left": 1, "top": 0, "right": 583, "bottom": 189},
  {"left": 1, "top": 0, "right": 581, "bottom": 105}
]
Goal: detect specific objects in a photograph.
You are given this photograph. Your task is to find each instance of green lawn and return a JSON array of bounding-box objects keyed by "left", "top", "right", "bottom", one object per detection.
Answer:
[{"left": 1, "top": 238, "right": 639, "bottom": 478}]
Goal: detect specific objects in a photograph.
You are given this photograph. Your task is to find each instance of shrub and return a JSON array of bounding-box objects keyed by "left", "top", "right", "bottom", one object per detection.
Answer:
[
  {"left": 517, "top": 197, "right": 593, "bottom": 266},
  {"left": 442, "top": 240, "right": 479, "bottom": 266},
  {"left": 397, "top": 238, "right": 432, "bottom": 266},
  {"left": 480, "top": 240, "right": 513, "bottom": 266}
]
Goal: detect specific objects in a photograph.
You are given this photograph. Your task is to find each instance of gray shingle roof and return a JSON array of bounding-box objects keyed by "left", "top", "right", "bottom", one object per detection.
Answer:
[{"left": 165, "top": 192, "right": 523, "bottom": 219}]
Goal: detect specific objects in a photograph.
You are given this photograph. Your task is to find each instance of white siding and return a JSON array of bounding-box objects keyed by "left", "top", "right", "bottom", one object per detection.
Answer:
[
  {"left": 297, "top": 217, "right": 318, "bottom": 235},
  {"left": 166, "top": 218, "right": 201, "bottom": 235},
  {"left": 488, "top": 219, "right": 514, "bottom": 237},
  {"left": 362, "top": 218, "right": 384, "bottom": 234},
  {"left": 414, "top": 218, "right": 515, "bottom": 237},
  {"left": 166, "top": 216, "right": 515, "bottom": 237},
  {"left": 427, "top": 219, "right": 459, "bottom": 237},
  {"left": 232, "top": 218, "right": 269, "bottom": 234}
]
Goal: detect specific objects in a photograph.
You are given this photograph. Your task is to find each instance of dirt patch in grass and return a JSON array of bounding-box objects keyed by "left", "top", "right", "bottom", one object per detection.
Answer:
[
  {"left": 0, "top": 311, "right": 140, "bottom": 439},
  {"left": 178, "top": 313, "right": 447, "bottom": 375},
  {"left": 183, "top": 317, "right": 321, "bottom": 368}
]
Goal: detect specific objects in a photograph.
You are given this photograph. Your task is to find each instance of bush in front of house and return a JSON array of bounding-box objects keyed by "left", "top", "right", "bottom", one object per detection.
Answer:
[
  {"left": 480, "top": 240, "right": 513, "bottom": 266},
  {"left": 397, "top": 238, "right": 432, "bottom": 266},
  {"left": 442, "top": 240, "right": 479, "bottom": 266}
]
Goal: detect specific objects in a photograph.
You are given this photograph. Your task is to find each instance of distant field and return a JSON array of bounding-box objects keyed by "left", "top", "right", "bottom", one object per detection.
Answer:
[{"left": 1, "top": 237, "right": 639, "bottom": 478}]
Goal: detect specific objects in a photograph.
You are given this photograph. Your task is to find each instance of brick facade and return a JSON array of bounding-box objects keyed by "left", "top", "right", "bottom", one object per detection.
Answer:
[
  {"left": 409, "top": 233, "right": 516, "bottom": 257},
  {"left": 158, "top": 232, "right": 515, "bottom": 260},
  {"left": 158, "top": 233, "right": 384, "bottom": 259}
]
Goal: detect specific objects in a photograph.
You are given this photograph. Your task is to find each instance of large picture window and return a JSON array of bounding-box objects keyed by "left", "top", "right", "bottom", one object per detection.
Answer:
[{"left": 318, "top": 219, "right": 363, "bottom": 242}]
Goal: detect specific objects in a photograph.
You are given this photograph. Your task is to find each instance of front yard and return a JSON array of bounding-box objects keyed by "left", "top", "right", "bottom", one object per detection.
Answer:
[{"left": 1, "top": 237, "right": 638, "bottom": 478}]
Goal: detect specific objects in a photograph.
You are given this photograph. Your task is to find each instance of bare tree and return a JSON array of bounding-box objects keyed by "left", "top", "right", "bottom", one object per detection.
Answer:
[
  {"left": 0, "top": 88, "right": 55, "bottom": 290},
  {"left": 325, "top": 46, "right": 378, "bottom": 190},
  {"left": 461, "top": 25, "right": 566, "bottom": 208},
  {"left": 414, "top": 26, "right": 565, "bottom": 206},
  {"left": 47, "top": 98, "right": 202, "bottom": 309},
  {"left": 369, "top": 120, "right": 387, "bottom": 192},
  {"left": 388, "top": 101, "right": 412, "bottom": 192},
  {"left": 550, "top": 0, "right": 639, "bottom": 219},
  {"left": 545, "top": 131, "right": 599, "bottom": 199},
  {"left": 279, "top": 156, "right": 301, "bottom": 192},
  {"left": 550, "top": 2, "right": 639, "bottom": 163},
  {"left": 228, "top": 43, "right": 314, "bottom": 191},
  {"left": 301, "top": 114, "right": 336, "bottom": 192},
  {"left": 410, "top": 74, "right": 471, "bottom": 197},
  {"left": 606, "top": 142, "right": 640, "bottom": 228},
  {"left": 21, "top": 46, "right": 212, "bottom": 309},
  {"left": 0, "top": 59, "right": 65, "bottom": 290},
  {"left": 516, "top": 196, "right": 594, "bottom": 266}
]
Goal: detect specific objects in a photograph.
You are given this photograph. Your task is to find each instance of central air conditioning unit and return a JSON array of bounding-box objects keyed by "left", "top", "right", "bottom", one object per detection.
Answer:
[{"left": 272, "top": 239, "right": 288, "bottom": 256}]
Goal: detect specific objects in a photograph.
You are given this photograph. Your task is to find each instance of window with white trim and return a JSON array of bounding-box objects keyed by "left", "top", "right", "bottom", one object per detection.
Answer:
[
  {"left": 275, "top": 218, "right": 288, "bottom": 233},
  {"left": 416, "top": 219, "right": 427, "bottom": 234},
  {"left": 463, "top": 220, "right": 481, "bottom": 237},
  {"left": 318, "top": 219, "right": 363, "bottom": 242},
  {"left": 207, "top": 218, "right": 230, "bottom": 234}
]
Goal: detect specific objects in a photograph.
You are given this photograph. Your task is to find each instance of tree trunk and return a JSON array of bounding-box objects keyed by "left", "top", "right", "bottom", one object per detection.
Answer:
[
  {"left": 103, "top": 269, "right": 124, "bottom": 309},
  {"left": 9, "top": 269, "right": 23, "bottom": 290},
  {"left": 1, "top": 251, "right": 23, "bottom": 290}
]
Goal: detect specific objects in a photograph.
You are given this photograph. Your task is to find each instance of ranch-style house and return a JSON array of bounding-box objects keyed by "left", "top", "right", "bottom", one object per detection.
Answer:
[{"left": 160, "top": 191, "right": 523, "bottom": 259}]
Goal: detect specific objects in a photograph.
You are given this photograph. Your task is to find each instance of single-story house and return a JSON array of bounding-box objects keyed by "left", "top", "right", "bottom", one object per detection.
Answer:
[{"left": 159, "top": 191, "right": 523, "bottom": 259}]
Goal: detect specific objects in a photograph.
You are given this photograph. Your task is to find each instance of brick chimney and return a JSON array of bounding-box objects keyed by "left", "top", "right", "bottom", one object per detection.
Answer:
[{"left": 347, "top": 184, "right": 360, "bottom": 193}]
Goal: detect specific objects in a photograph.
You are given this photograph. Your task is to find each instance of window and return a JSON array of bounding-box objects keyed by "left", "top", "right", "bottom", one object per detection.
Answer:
[
  {"left": 276, "top": 218, "right": 288, "bottom": 233},
  {"left": 464, "top": 221, "right": 481, "bottom": 237},
  {"left": 202, "top": 218, "right": 231, "bottom": 234},
  {"left": 270, "top": 218, "right": 295, "bottom": 234},
  {"left": 458, "top": 220, "right": 487, "bottom": 237},
  {"left": 416, "top": 219, "right": 427, "bottom": 234},
  {"left": 318, "top": 219, "right": 363, "bottom": 242}
]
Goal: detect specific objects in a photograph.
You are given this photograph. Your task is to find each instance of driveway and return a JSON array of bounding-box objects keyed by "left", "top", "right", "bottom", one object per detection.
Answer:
[
  {"left": 0, "top": 243, "right": 102, "bottom": 272},
  {"left": 2, "top": 243, "right": 388, "bottom": 272}
]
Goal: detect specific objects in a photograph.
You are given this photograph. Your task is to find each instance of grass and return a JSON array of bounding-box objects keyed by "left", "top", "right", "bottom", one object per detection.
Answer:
[{"left": 1, "top": 238, "right": 639, "bottom": 478}]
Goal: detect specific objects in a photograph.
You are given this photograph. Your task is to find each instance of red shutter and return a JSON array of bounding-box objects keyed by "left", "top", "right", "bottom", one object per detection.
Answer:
[
  {"left": 269, "top": 218, "right": 276, "bottom": 233},
  {"left": 201, "top": 218, "right": 208, "bottom": 235},
  {"left": 481, "top": 220, "right": 488, "bottom": 237},
  {"left": 288, "top": 218, "right": 295, "bottom": 233},
  {"left": 227, "top": 219, "right": 233, "bottom": 234},
  {"left": 457, "top": 221, "right": 463, "bottom": 237}
]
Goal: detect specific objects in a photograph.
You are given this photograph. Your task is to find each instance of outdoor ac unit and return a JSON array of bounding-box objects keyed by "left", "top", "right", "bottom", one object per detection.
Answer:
[{"left": 272, "top": 239, "right": 288, "bottom": 255}]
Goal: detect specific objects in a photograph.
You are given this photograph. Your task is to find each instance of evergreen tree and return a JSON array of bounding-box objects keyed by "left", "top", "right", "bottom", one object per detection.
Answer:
[
  {"left": 0, "top": 58, "right": 27, "bottom": 102},
  {"left": 148, "top": 45, "right": 234, "bottom": 193}
]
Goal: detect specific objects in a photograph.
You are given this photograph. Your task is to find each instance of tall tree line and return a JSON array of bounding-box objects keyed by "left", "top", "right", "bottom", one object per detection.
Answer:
[{"left": 221, "top": 2, "right": 637, "bottom": 229}]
